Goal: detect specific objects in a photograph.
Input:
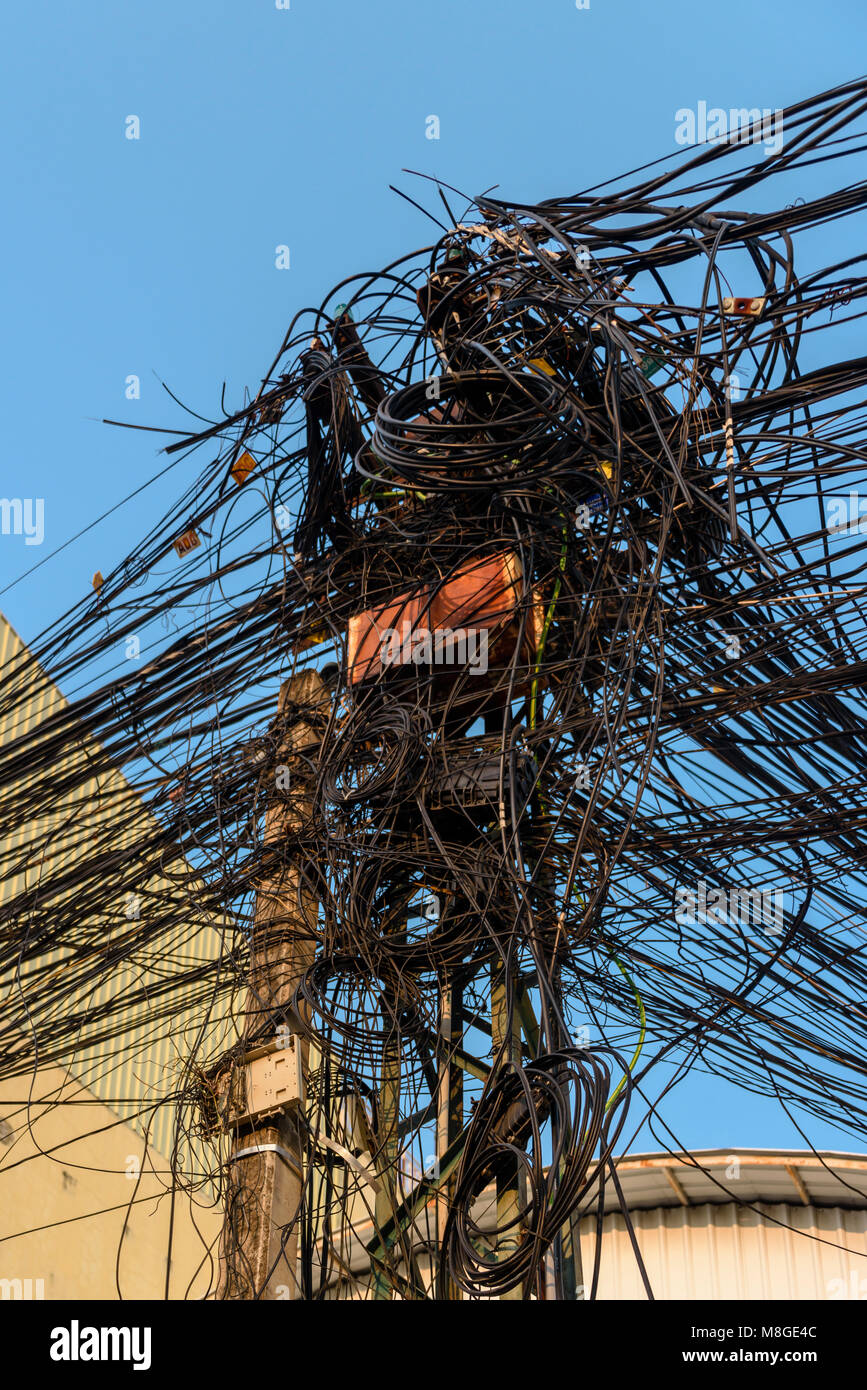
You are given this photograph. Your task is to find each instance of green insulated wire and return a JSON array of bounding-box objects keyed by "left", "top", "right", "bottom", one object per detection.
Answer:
[{"left": 604, "top": 951, "right": 646, "bottom": 1112}]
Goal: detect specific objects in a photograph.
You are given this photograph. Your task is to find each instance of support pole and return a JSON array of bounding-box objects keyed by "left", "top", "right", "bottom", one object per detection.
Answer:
[
  {"left": 371, "top": 1026, "right": 402, "bottom": 1300},
  {"left": 436, "top": 977, "right": 463, "bottom": 1299},
  {"left": 552, "top": 970, "right": 585, "bottom": 1301},
  {"left": 218, "top": 670, "right": 327, "bottom": 1300},
  {"left": 491, "top": 955, "right": 523, "bottom": 1300}
]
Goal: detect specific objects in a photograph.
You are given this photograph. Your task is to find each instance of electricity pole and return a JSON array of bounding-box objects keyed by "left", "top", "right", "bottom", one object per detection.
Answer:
[{"left": 217, "top": 669, "right": 327, "bottom": 1300}]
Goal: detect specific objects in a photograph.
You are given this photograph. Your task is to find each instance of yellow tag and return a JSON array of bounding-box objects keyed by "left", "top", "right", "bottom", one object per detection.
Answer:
[
  {"left": 230, "top": 451, "right": 257, "bottom": 486},
  {"left": 528, "top": 357, "right": 556, "bottom": 376}
]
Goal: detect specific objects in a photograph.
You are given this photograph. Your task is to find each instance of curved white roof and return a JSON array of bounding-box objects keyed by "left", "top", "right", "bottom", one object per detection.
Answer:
[{"left": 598, "top": 1148, "right": 867, "bottom": 1213}]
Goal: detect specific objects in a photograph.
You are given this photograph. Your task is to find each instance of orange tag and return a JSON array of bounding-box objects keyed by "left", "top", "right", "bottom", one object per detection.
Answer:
[
  {"left": 230, "top": 451, "right": 256, "bottom": 486},
  {"left": 174, "top": 528, "right": 200, "bottom": 558}
]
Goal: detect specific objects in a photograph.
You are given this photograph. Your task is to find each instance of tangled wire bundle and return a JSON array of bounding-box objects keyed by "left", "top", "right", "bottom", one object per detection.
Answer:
[{"left": 3, "top": 79, "right": 867, "bottom": 1298}]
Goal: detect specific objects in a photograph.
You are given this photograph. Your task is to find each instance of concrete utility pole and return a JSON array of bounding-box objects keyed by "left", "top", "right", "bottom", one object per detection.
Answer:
[
  {"left": 491, "top": 956, "right": 523, "bottom": 1300},
  {"left": 217, "top": 669, "right": 327, "bottom": 1300},
  {"left": 435, "top": 976, "right": 462, "bottom": 1299}
]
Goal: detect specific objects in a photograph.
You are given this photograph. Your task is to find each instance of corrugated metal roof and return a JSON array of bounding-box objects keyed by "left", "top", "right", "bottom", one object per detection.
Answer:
[{"left": 599, "top": 1148, "right": 867, "bottom": 1213}]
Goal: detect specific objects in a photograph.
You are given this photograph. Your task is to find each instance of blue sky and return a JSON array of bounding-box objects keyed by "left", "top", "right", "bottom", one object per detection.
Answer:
[{"left": 1, "top": 0, "right": 865, "bottom": 1154}]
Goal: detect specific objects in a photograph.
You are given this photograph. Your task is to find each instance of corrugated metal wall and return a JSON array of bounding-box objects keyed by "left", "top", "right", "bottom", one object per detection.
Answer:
[
  {"left": 0, "top": 613, "right": 233, "bottom": 1166},
  {"left": 579, "top": 1201, "right": 867, "bottom": 1299}
]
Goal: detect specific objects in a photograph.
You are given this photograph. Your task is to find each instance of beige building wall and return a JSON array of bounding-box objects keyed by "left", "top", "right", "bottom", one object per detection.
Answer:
[
  {"left": 0, "top": 1063, "right": 222, "bottom": 1300},
  {"left": 0, "top": 611, "right": 232, "bottom": 1299}
]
